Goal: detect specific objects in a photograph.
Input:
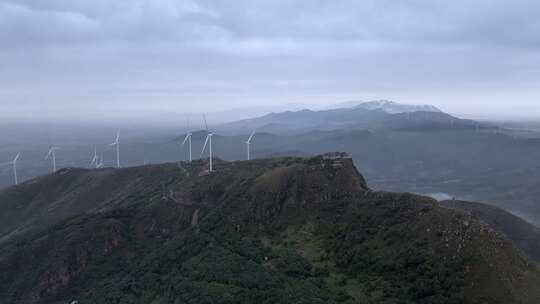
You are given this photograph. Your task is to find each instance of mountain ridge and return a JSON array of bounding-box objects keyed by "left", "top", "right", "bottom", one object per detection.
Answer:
[
  {"left": 1, "top": 154, "right": 539, "bottom": 303},
  {"left": 219, "top": 104, "right": 469, "bottom": 135}
]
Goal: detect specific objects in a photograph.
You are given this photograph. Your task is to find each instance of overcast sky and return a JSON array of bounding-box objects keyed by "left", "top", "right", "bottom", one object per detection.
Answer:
[{"left": 1, "top": 0, "right": 539, "bottom": 120}]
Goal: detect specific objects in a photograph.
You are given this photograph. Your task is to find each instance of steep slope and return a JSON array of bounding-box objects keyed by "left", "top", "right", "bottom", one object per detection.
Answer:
[
  {"left": 441, "top": 200, "right": 540, "bottom": 262},
  {"left": 0, "top": 154, "right": 539, "bottom": 304},
  {"left": 0, "top": 164, "right": 185, "bottom": 243}
]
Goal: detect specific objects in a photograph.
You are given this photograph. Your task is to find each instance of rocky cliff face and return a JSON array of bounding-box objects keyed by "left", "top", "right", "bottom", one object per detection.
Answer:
[{"left": 0, "top": 154, "right": 538, "bottom": 304}]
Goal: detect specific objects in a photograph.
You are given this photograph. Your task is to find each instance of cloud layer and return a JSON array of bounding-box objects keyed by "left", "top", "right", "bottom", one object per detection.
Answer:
[{"left": 1, "top": 0, "right": 539, "bottom": 119}]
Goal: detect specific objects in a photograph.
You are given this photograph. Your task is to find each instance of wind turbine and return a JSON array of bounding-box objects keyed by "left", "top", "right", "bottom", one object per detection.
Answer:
[
  {"left": 97, "top": 152, "right": 104, "bottom": 168},
  {"left": 182, "top": 127, "right": 193, "bottom": 163},
  {"left": 6, "top": 153, "right": 20, "bottom": 185},
  {"left": 45, "top": 147, "right": 59, "bottom": 173},
  {"left": 244, "top": 131, "right": 256, "bottom": 160},
  {"left": 200, "top": 114, "right": 214, "bottom": 172},
  {"left": 109, "top": 129, "right": 120, "bottom": 168},
  {"left": 181, "top": 117, "right": 193, "bottom": 162},
  {"left": 89, "top": 146, "right": 99, "bottom": 168},
  {"left": 201, "top": 132, "right": 214, "bottom": 172}
]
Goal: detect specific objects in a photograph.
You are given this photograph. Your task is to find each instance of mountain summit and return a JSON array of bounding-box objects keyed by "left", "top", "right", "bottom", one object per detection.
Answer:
[
  {"left": 329, "top": 100, "right": 442, "bottom": 114},
  {"left": 0, "top": 154, "right": 539, "bottom": 303},
  {"left": 355, "top": 100, "right": 442, "bottom": 113}
]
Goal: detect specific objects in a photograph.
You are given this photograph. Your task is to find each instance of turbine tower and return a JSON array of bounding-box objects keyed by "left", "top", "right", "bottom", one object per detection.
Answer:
[
  {"left": 244, "top": 131, "right": 256, "bottom": 160},
  {"left": 109, "top": 130, "right": 120, "bottom": 168},
  {"left": 89, "top": 146, "right": 99, "bottom": 168},
  {"left": 200, "top": 114, "right": 214, "bottom": 172},
  {"left": 201, "top": 132, "right": 214, "bottom": 172},
  {"left": 45, "top": 147, "right": 59, "bottom": 173}
]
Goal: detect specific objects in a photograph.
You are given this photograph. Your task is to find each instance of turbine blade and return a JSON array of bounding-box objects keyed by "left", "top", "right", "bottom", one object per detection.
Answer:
[
  {"left": 116, "top": 129, "right": 120, "bottom": 142},
  {"left": 247, "top": 131, "right": 255, "bottom": 143},
  {"left": 45, "top": 148, "right": 52, "bottom": 160},
  {"left": 203, "top": 114, "right": 208, "bottom": 131},
  {"left": 181, "top": 133, "right": 190, "bottom": 146},
  {"left": 90, "top": 146, "right": 98, "bottom": 166},
  {"left": 13, "top": 153, "right": 20, "bottom": 162},
  {"left": 201, "top": 135, "right": 210, "bottom": 155}
]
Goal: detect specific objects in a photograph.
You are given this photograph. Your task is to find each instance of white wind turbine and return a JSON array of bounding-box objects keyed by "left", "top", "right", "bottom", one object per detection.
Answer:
[
  {"left": 182, "top": 119, "right": 193, "bottom": 162},
  {"left": 97, "top": 152, "right": 104, "bottom": 168},
  {"left": 6, "top": 153, "right": 20, "bottom": 185},
  {"left": 200, "top": 115, "right": 215, "bottom": 172},
  {"left": 109, "top": 130, "right": 120, "bottom": 168},
  {"left": 89, "top": 146, "right": 99, "bottom": 168},
  {"left": 244, "top": 131, "right": 256, "bottom": 160},
  {"left": 182, "top": 132, "right": 193, "bottom": 162},
  {"left": 45, "top": 147, "right": 59, "bottom": 173}
]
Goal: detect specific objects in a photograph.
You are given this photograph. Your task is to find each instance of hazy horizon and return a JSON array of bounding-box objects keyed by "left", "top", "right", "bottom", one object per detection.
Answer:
[{"left": 2, "top": 98, "right": 540, "bottom": 126}]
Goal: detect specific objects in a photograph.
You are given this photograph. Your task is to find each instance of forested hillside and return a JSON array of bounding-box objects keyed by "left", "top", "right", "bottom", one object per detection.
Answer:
[{"left": 1, "top": 154, "right": 539, "bottom": 304}]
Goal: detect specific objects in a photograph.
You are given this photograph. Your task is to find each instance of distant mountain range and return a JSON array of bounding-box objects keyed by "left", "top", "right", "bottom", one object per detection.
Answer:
[
  {"left": 220, "top": 101, "right": 469, "bottom": 135},
  {"left": 154, "top": 100, "right": 443, "bottom": 126}
]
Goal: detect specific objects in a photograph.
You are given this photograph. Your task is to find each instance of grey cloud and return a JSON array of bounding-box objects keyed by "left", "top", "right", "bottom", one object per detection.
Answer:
[
  {"left": 2, "top": 0, "right": 540, "bottom": 49},
  {"left": 0, "top": 0, "right": 226, "bottom": 48},
  {"left": 0, "top": 0, "right": 539, "bottom": 119},
  {"left": 0, "top": 2, "right": 99, "bottom": 47}
]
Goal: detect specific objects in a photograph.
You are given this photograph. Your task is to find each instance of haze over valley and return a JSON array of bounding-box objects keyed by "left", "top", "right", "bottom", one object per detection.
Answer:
[{"left": 3, "top": 101, "right": 540, "bottom": 227}]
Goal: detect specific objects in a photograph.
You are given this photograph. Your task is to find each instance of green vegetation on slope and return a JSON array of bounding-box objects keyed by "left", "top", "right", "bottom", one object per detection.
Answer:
[{"left": 0, "top": 155, "right": 539, "bottom": 304}]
